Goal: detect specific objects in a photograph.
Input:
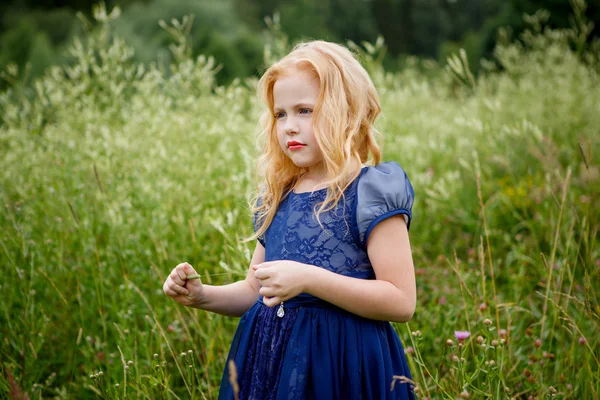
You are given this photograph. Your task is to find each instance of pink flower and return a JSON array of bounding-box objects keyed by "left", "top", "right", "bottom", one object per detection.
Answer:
[{"left": 454, "top": 331, "right": 470, "bottom": 341}]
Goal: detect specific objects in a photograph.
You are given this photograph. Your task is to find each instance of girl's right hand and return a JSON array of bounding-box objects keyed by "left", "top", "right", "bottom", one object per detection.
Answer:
[{"left": 163, "top": 262, "right": 204, "bottom": 307}]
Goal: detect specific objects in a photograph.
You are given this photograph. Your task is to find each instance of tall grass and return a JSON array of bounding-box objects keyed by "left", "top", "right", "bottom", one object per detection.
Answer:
[{"left": 0, "top": 2, "right": 598, "bottom": 399}]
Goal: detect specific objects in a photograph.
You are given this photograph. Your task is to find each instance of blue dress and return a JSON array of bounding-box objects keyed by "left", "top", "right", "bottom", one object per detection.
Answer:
[{"left": 219, "top": 162, "right": 416, "bottom": 400}]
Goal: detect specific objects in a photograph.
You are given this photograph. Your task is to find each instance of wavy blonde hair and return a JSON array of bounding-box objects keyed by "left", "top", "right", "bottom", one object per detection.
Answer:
[{"left": 248, "top": 40, "right": 382, "bottom": 242}]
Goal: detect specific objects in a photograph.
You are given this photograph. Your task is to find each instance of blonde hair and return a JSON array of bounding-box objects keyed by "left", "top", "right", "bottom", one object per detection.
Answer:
[{"left": 248, "top": 40, "right": 382, "bottom": 242}]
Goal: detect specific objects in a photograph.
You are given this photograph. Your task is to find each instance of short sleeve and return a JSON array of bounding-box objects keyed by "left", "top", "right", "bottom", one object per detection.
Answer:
[{"left": 356, "top": 161, "right": 414, "bottom": 246}]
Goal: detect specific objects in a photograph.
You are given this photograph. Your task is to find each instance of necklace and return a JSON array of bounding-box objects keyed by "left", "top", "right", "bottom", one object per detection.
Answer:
[{"left": 277, "top": 301, "right": 285, "bottom": 318}]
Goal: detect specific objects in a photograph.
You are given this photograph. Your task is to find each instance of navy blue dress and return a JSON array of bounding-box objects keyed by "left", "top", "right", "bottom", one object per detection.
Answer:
[{"left": 219, "top": 162, "right": 416, "bottom": 400}]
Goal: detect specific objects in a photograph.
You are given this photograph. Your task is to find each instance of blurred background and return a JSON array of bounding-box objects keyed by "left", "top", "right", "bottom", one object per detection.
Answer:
[
  {"left": 2, "top": 0, "right": 599, "bottom": 87},
  {"left": 1, "top": 1, "right": 599, "bottom": 399}
]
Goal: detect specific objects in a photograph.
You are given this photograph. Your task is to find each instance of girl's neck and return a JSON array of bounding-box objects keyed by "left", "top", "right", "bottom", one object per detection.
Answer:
[{"left": 295, "top": 164, "right": 328, "bottom": 192}]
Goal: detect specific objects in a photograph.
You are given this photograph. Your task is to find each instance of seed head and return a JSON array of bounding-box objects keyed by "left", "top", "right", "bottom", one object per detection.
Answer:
[
  {"left": 476, "top": 336, "right": 484, "bottom": 344},
  {"left": 483, "top": 319, "right": 492, "bottom": 326},
  {"left": 491, "top": 339, "right": 499, "bottom": 347},
  {"left": 446, "top": 339, "right": 454, "bottom": 347},
  {"left": 153, "top": 353, "right": 159, "bottom": 358},
  {"left": 459, "top": 389, "right": 470, "bottom": 398}
]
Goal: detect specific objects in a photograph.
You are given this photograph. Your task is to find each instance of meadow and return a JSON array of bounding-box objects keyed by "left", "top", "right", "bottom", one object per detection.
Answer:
[{"left": 0, "top": 3, "right": 598, "bottom": 399}]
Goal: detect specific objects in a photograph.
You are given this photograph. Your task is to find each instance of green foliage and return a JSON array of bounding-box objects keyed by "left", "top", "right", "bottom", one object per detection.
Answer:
[{"left": 0, "top": 3, "right": 599, "bottom": 399}]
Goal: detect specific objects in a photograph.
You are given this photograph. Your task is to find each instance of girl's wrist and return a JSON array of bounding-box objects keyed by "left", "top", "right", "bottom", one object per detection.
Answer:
[{"left": 299, "top": 262, "right": 321, "bottom": 294}]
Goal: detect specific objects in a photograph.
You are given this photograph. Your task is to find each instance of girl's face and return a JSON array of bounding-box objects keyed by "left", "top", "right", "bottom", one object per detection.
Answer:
[{"left": 273, "top": 69, "right": 324, "bottom": 176}]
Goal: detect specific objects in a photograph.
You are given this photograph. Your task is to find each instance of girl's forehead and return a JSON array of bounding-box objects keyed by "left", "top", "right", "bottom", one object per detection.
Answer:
[{"left": 273, "top": 69, "right": 320, "bottom": 103}]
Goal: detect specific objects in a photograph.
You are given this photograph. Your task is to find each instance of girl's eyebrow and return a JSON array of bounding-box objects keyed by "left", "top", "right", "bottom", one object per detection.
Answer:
[{"left": 273, "top": 103, "right": 315, "bottom": 111}]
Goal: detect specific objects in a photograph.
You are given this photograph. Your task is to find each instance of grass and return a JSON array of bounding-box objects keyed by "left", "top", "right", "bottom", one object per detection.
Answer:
[{"left": 0, "top": 2, "right": 599, "bottom": 399}]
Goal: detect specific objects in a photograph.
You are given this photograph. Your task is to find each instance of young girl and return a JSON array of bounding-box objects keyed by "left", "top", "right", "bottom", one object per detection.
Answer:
[{"left": 163, "top": 40, "right": 417, "bottom": 400}]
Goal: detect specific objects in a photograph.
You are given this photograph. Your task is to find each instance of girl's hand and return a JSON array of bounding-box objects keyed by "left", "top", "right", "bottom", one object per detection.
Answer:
[
  {"left": 163, "top": 262, "right": 204, "bottom": 307},
  {"left": 252, "top": 260, "right": 310, "bottom": 307}
]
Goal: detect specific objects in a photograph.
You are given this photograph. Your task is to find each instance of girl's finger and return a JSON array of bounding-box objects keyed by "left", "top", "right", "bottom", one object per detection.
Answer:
[
  {"left": 254, "top": 267, "right": 271, "bottom": 280},
  {"left": 170, "top": 272, "right": 186, "bottom": 286},
  {"left": 252, "top": 261, "right": 274, "bottom": 270},
  {"left": 164, "top": 287, "right": 180, "bottom": 297},
  {"left": 168, "top": 282, "right": 189, "bottom": 296},
  {"left": 259, "top": 286, "right": 275, "bottom": 298},
  {"left": 175, "top": 263, "right": 193, "bottom": 281},
  {"left": 262, "top": 296, "right": 280, "bottom": 308}
]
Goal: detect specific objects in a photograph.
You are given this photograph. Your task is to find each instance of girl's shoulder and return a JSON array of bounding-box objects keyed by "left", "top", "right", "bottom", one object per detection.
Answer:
[{"left": 355, "top": 161, "right": 415, "bottom": 245}]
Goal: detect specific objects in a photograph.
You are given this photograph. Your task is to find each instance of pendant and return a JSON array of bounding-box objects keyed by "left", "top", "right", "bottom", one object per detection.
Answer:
[{"left": 277, "top": 302, "right": 285, "bottom": 318}]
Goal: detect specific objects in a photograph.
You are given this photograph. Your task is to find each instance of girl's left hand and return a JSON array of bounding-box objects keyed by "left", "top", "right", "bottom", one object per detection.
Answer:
[{"left": 252, "top": 260, "right": 311, "bottom": 307}]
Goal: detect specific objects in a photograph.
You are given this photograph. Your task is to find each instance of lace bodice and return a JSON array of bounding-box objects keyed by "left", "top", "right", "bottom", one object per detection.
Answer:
[{"left": 255, "top": 161, "right": 414, "bottom": 278}]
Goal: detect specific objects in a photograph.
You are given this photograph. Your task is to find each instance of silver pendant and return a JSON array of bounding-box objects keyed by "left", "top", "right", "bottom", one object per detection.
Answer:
[{"left": 277, "top": 302, "right": 285, "bottom": 318}]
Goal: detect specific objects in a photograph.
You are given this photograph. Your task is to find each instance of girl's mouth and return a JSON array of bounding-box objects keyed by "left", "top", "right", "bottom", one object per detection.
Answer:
[{"left": 287, "top": 141, "right": 306, "bottom": 150}]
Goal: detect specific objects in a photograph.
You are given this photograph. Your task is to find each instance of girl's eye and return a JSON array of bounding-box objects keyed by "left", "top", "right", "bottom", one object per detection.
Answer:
[
  {"left": 274, "top": 112, "right": 285, "bottom": 119},
  {"left": 299, "top": 108, "right": 312, "bottom": 115}
]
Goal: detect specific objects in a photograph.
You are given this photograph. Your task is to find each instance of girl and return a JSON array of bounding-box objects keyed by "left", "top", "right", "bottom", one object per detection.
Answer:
[{"left": 163, "top": 40, "right": 417, "bottom": 400}]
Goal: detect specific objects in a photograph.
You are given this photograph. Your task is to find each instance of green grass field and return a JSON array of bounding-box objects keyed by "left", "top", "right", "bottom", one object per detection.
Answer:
[{"left": 1, "top": 4, "right": 599, "bottom": 399}]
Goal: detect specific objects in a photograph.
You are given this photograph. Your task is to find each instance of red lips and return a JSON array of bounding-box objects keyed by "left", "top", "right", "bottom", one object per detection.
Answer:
[{"left": 288, "top": 140, "right": 306, "bottom": 150}]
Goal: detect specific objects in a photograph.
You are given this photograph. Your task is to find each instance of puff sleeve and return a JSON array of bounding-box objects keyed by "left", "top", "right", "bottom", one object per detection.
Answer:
[{"left": 356, "top": 161, "right": 414, "bottom": 246}]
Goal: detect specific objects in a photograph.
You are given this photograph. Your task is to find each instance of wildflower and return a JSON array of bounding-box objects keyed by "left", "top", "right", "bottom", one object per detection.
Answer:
[
  {"left": 153, "top": 353, "right": 159, "bottom": 358},
  {"left": 405, "top": 346, "right": 415, "bottom": 355},
  {"left": 454, "top": 331, "right": 470, "bottom": 341},
  {"left": 97, "top": 371, "right": 103, "bottom": 377},
  {"left": 459, "top": 389, "right": 470, "bottom": 398},
  {"left": 452, "top": 355, "right": 459, "bottom": 362},
  {"left": 181, "top": 352, "right": 186, "bottom": 357},
  {"left": 479, "top": 303, "right": 487, "bottom": 311},
  {"left": 446, "top": 339, "right": 454, "bottom": 347},
  {"left": 483, "top": 319, "right": 492, "bottom": 326},
  {"left": 127, "top": 360, "right": 133, "bottom": 365},
  {"left": 534, "top": 339, "right": 542, "bottom": 348},
  {"left": 188, "top": 349, "right": 193, "bottom": 354},
  {"left": 476, "top": 335, "right": 484, "bottom": 344},
  {"left": 491, "top": 339, "right": 499, "bottom": 347},
  {"left": 579, "top": 337, "right": 586, "bottom": 345},
  {"left": 115, "top": 383, "right": 120, "bottom": 388},
  {"left": 489, "top": 360, "right": 496, "bottom": 366},
  {"left": 411, "top": 330, "right": 421, "bottom": 337}
]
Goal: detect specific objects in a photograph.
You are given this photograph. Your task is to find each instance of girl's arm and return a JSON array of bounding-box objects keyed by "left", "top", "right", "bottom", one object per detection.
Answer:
[
  {"left": 254, "top": 215, "right": 416, "bottom": 322},
  {"left": 163, "top": 242, "right": 264, "bottom": 317}
]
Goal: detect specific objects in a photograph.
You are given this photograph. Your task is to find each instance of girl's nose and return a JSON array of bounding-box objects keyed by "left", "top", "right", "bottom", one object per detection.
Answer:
[{"left": 284, "top": 117, "right": 299, "bottom": 135}]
